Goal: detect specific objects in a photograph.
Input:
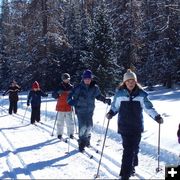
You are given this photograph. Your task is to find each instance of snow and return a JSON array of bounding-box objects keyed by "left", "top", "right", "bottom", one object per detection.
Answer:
[{"left": 0, "top": 85, "right": 180, "bottom": 179}]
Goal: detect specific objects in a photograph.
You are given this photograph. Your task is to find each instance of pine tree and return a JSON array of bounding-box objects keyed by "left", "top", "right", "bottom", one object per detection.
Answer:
[
  {"left": 90, "top": 2, "right": 122, "bottom": 94},
  {"left": 138, "top": 0, "right": 180, "bottom": 86}
]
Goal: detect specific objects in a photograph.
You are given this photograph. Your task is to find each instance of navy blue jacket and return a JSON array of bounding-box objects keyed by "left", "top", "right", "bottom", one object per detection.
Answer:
[
  {"left": 27, "top": 90, "right": 48, "bottom": 107},
  {"left": 67, "top": 81, "right": 106, "bottom": 114},
  {"left": 109, "top": 85, "right": 159, "bottom": 134}
]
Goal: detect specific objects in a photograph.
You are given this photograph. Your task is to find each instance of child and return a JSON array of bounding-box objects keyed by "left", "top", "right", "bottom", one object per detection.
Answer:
[
  {"left": 54, "top": 73, "right": 74, "bottom": 140},
  {"left": 106, "top": 69, "right": 163, "bottom": 180},
  {"left": 3, "top": 80, "right": 21, "bottom": 114},
  {"left": 27, "top": 81, "right": 48, "bottom": 124},
  {"left": 68, "top": 69, "right": 111, "bottom": 152}
]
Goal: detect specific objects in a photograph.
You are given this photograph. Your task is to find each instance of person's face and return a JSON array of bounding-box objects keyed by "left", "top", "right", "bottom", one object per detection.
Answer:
[
  {"left": 63, "top": 79, "right": 70, "bottom": 83},
  {"left": 83, "top": 78, "right": 92, "bottom": 85},
  {"left": 125, "top": 79, "right": 136, "bottom": 91}
]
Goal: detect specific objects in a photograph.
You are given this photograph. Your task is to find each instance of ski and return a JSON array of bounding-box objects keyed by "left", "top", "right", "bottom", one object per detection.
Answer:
[
  {"left": 59, "top": 136, "right": 94, "bottom": 159},
  {"left": 73, "top": 136, "right": 100, "bottom": 154},
  {"left": 80, "top": 149, "right": 94, "bottom": 159},
  {"left": 58, "top": 137, "right": 69, "bottom": 143},
  {"left": 87, "top": 145, "right": 99, "bottom": 154}
]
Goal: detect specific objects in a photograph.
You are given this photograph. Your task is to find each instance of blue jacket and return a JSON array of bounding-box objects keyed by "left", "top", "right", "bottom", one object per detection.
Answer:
[
  {"left": 67, "top": 81, "right": 106, "bottom": 114},
  {"left": 109, "top": 85, "right": 159, "bottom": 134},
  {"left": 27, "top": 90, "right": 48, "bottom": 107}
]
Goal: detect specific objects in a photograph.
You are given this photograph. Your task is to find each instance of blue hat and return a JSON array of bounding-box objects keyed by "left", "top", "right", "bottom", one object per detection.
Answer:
[{"left": 82, "top": 69, "right": 93, "bottom": 79}]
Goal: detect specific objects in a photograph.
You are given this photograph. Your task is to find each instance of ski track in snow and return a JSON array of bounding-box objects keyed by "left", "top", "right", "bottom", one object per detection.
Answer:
[{"left": 0, "top": 91, "right": 179, "bottom": 179}]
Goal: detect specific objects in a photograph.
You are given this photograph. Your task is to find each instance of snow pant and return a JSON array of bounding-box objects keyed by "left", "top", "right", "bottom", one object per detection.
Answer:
[
  {"left": 77, "top": 112, "right": 93, "bottom": 147},
  {"left": 56, "top": 111, "right": 74, "bottom": 137},
  {"left": 119, "top": 132, "right": 141, "bottom": 179},
  {"left": 9, "top": 100, "right": 18, "bottom": 114},
  {"left": 31, "top": 105, "right": 40, "bottom": 124}
]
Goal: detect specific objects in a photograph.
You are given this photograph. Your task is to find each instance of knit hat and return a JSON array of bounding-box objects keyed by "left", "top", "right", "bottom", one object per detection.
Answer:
[
  {"left": 82, "top": 69, "right": 93, "bottom": 79},
  {"left": 32, "top": 81, "right": 40, "bottom": 89},
  {"left": 123, "top": 69, "right": 137, "bottom": 82},
  {"left": 61, "top": 73, "right": 70, "bottom": 80}
]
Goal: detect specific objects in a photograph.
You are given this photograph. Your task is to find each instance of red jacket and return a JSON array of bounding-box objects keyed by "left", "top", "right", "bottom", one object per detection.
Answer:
[{"left": 56, "top": 82, "right": 73, "bottom": 112}]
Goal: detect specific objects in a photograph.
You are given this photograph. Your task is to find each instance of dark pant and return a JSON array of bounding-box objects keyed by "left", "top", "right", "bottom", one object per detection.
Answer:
[
  {"left": 77, "top": 112, "right": 93, "bottom": 146},
  {"left": 31, "top": 105, "right": 40, "bottom": 124},
  {"left": 9, "top": 100, "right": 18, "bottom": 114},
  {"left": 120, "top": 132, "right": 141, "bottom": 179}
]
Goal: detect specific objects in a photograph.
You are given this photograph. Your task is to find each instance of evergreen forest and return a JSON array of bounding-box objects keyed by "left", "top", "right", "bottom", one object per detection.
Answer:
[{"left": 0, "top": 0, "right": 179, "bottom": 93}]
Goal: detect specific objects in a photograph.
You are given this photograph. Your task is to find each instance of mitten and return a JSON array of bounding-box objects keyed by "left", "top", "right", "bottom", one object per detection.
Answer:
[
  {"left": 106, "top": 110, "right": 114, "bottom": 120},
  {"left": 155, "top": 114, "right": 163, "bottom": 124},
  {"left": 106, "top": 113, "right": 113, "bottom": 120},
  {"left": 67, "top": 99, "right": 76, "bottom": 106},
  {"left": 104, "top": 98, "right": 111, "bottom": 105}
]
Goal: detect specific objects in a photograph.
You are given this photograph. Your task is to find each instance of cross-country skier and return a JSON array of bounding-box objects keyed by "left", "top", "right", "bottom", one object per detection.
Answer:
[
  {"left": 67, "top": 69, "right": 111, "bottom": 152},
  {"left": 53, "top": 73, "right": 74, "bottom": 140},
  {"left": 106, "top": 69, "right": 163, "bottom": 180},
  {"left": 3, "top": 80, "right": 21, "bottom": 115},
  {"left": 27, "top": 81, "right": 48, "bottom": 124}
]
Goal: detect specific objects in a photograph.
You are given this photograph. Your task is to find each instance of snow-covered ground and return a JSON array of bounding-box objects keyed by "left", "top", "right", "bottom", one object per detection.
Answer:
[{"left": 0, "top": 85, "right": 179, "bottom": 179}]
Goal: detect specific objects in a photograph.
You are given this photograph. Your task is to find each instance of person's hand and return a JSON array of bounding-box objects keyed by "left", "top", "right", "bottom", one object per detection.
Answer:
[
  {"left": 106, "top": 112, "right": 113, "bottom": 120},
  {"left": 155, "top": 114, "right": 163, "bottom": 124},
  {"left": 27, "top": 103, "right": 30, "bottom": 106},
  {"left": 104, "top": 98, "right": 111, "bottom": 105},
  {"left": 68, "top": 99, "right": 76, "bottom": 106}
]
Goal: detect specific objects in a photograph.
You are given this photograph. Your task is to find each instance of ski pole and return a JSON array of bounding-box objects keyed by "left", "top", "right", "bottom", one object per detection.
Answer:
[
  {"left": 94, "top": 118, "right": 110, "bottom": 179},
  {"left": 21, "top": 106, "right": 28, "bottom": 123},
  {"left": 156, "top": 123, "right": 162, "bottom": 172},
  {"left": 1, "top": 95, "right": 4, "bottom": 110},
  {"left": 97, "top": 104, "right": 109, "bottom": 146},
  {"left": 20, "top": 93, "right": 23, "bottom": 107},
  {"left": 45, "top": 96, "right": 48, "bottom": 121},
  {"left": 51, "top": 112, "right": 58, "bottom": 136},
  {"left": 72, "top": 107, "right": 78, "bottom": 134}
]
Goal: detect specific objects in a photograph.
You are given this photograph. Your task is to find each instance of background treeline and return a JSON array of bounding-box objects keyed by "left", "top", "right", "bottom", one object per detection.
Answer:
[{"left": 0, "top": 0, "right": 179, "bottom": 93}]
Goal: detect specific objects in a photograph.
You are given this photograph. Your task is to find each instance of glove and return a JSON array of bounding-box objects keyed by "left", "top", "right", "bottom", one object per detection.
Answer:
[
  {"left": 104, "top": 98, "right": 111, "bottom": 105},
  {"left": 106, "top": 110, "right": 114, "bottom": 120},
  {"left": 68, "top": 99, "right": 76, "bottom": 106},
  {"left": 106, "top": 113, "right": 113, "bottom": 120},
  {"left": 155, "top": 114, "right": 163, "bottom": 124},
  {"left": 27, "top": 102, "right": 30, "bottom": 106}
]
